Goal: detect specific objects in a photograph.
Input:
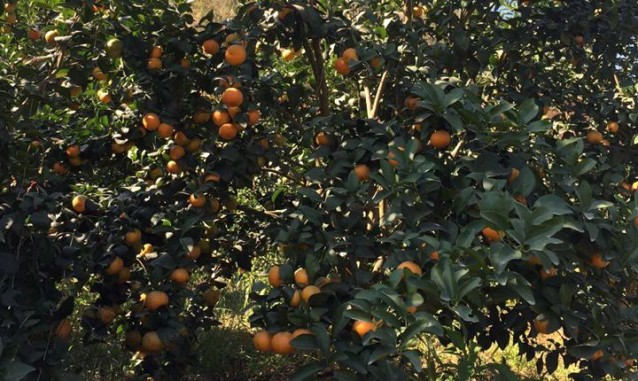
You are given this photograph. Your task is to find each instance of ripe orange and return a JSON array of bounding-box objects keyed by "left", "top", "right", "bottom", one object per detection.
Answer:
[
  {"left": 247, "top": 109, "right": 261, "bottom": 125},
  {"left": 404, "top": 96, "right": 420, "bottom": 110},
  {"left": 147, "top": 57, "right": 162, "bottom": 70},
  {"left": 406, "top": 306, "right": 417, "bottom": 314},
  {"left": 314, "top": 132, "right": 332, "bottom": 146},
  {"left": 203, "top": 287, "right": 221, "bottom": 306},
  {"left": 189, "top": 193, "right": 207, "bottom": 208},
  {"left": 334, "top": 58, "right": 350, "bottom": 75},
  {"left": 149, "top": 167, "right": 162, "bottom": 179},
  {"left": 105, "top": 257, "right": 124, "bottom": 276},
  {"left": 482, "top": 227, "right": 504, "bottom": 243},
  {"left": 55, "top": 319, "right": 72, "bottom": 340},
  {"left": 281, "top": 48, "right": 296, "bottom": 61},
  {"left": 53, "top": 162, "right": 68, "bottom": 175},
  {"left": 66, "top": 144, "right": 80, "bottom": 157},
  {"left": 268, "top": 266, "right": 282, "bottom": 287},
  {"left": 28, "top": 28, "right": 41, "bottom": 40},
  {"left": 218, "top": 123, "right": 239, "bottom": 140},
  {"left": 290, "top": 290, "right": 301, "bottom": 307},
  {"left": 387, "top": 151, "right": 399, "bottom": 168},
  {"left": 117, "top": 267, "right": 131, "bottom": 283},
  {"left": 590, "top": 252, "right": 609, "bottom": 269},
  {"left": 352, "top": 320, "right": 377, "bottom": 337},
  {"left": 150, "top": 46, "right": 163, "bottom": 58},
  {"left": 294, "top": 268, "right": 309, "bottom": 287},
  {"left": 157, "top": 123, "right": 174, "bottom": 138},
  {"left": 139, "top": 243, "right": 153, "bottom": 257},
  {"left": 225, "top": 44, "right": 247, "bottom": 66},
  {"left": 413, "top": 6, "right": 425, "bottom": 18},
  {"left": 186, "top": 138, "right": 202, "bottom": 153},
  {"left": 173, "top": 130, "right": 190, "bottom": 146},
  {"left": 194, "top": 110, "right": 210, "bottom": 124},
  {"left": 212, "top": 110, "right": 231, "bottom": 126},
  {"left": 143, "top": 113, "right": 161, "bottom": 131},
  {"left": 180, "top": 58, "right": 191, "bottom": 68},
  {"left": 5, "top": 3, "right": 16, "bottom": 12},
  {"left": 97, "top": 89, "right": 112, "bottom": 104},
  {"left": 600, "top": 139, "right": 610, "bottom": 147},
  {"left": 141, "top": 331, "right": 164, "bottom": 353},
  {"left": 69, "top": 85, "right": 83, "bottom": 97},
  {"left": 591, "top": 350, "right": 604, "bottom": 361},
  {"left": 166, "top": 160, "right": 181, "bottom": 174},
  {"left": 354, "top": 164, "right": 370, "bottom": 181},
  {"left": 145, "top": 291, "right": 169, "bottom": 311},
  {"left": 342, "top": 47, "right": 358, "bottom": 62},
  {"left": 291, "top": 328, "right": 313, "bottom": 340},
  {"left": 205, "top": 172, "right": 221, "bottom": 183},
  {"left": 586, "top": 130, "right": 603, "bottom": 144},
  {"left": 533, "top": 316, "right": 552, "bottom": 334},
  {"left": 45, "top": 30, "right": 59, "bottom": 45},
  {"left": 606, "top": 121, "right": 619, "bottom": 133},
  {"left": 224, "top": 33, "right": 242, "bottom": 45},
  {"left": 92, "top": 66, "right": 108, "bottom": 81},
  {"left": 209, "top": 198, "right": 221, "bottom": 214},
  {"left": 253, "top": 330, "right": 272, "bottom": 352},
  {"left": 125, "top": 229, "right": 141, "bottom": 246},
  {"left": 429, "top": 130, "right": 451, "bottom": 149},
  {"left": 370, "top": 56, "right": 382, "bottom": 69},
  {"left": 508, "top": 168, "right": 520, "bottom": 184},
  {"left": 540, "top": 266, "right": 558, "bottom": 280},
  {"left": 429, "top": 251, "right": 440, "bottom": 261},
  {"left": 170, "top": 268, "right": 190, "bottom": 284},
  {"left": 575, "top": 34, "right": 585, "bottom": 47},
  {"left": 202, "top": 39, "right": 220, "bottom": 55},
  {"left": 97, "top": 306, "right": 116, "bottom": 324},
  {"left": 227, "top": 106, "right": 241, "bottom": 118},
  {"left": 514, "top": 194, "right": 527, "bottom": 205},
  {"left": 221, "top": 88, "right": 244, "bottom": 107},
  {"left": 186, "top": 245, "right": 201, "bottom": 260},
  {"left": 301, "top": 285, "right": 321, "bottom": 303},
  {"left": 397, "top": 261, "right": 422, "bottom": 276},
  {"left": 68, "top": 156, "right": 82, "bottom": 167},
  {"left": 277, "top": 7, "right": 293, "bottom": 20},
  {"left": 271, "top": 332, "right": 294, "bottom": 354},
  {"left": 169, "top": 145, "right": 186, "bottom": 161},
  {"left": 72, "top": 195, "right": 87, "bottom": 213}
]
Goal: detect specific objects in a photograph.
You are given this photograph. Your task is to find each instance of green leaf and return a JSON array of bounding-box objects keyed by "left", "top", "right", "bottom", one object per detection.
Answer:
[
  {"left": 430, "top": 257, "right": 457, "bottom": 302},
  {"left": 367, "top": 345, "right": 395, "bottom": 365},
  {"left": 490, "top": 244, "right": 521, "bottom": 274},
  {"left": 3, "top": 362, "right": 35, "bottom": 381},
  {"left": 398, "top": 312, "right": 443, "bottom": 345},
  {"left": 507, "top": 272, "right": 535, "bottom": 305},
  {"left": 403, "top": 350, "right": 423, "bottom": 372},
  {"left": 511, "top": 167, "right": 536, "bottom": 196},
  {"left": 519, "top": 98, "right": 538, "bottom": 124}
]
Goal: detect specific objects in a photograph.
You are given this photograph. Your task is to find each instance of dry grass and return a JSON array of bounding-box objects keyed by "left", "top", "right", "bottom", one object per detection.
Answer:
[{"left": 192, "top": 0, "right": 238, "bottom": 22}]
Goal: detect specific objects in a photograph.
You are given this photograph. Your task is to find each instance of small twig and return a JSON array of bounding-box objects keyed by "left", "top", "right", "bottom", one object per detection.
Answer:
[
  {"left": 450, "top": 139, "right": 465, "bottom": 158},
  {"left": 363, "top": 84, "right": 373, "bottom": 117},
  {"left": 371, "top": 70, "right": 389, "bottom": 118}
]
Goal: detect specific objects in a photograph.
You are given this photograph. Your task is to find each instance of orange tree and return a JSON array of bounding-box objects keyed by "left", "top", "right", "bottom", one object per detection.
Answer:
[
  {"left": 1, "top": 0, "right": 638, "bottom": 380},
  {"left": 240, "top": 0, "right": 638, "bottom": 380},
  {"left": 0, "top": 0, "right": 279, "bottom": 379}
]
